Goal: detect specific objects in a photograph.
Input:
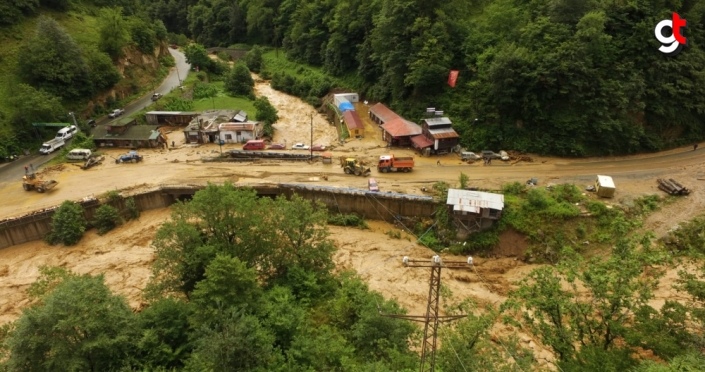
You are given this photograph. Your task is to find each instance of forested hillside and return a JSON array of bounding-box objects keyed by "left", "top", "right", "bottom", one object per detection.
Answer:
[
  {"left": 0, "top": 0, "right": 168, "bottom": 158},
  {"left": 148, "top": 0, "right": 705, "bottom": 155}
]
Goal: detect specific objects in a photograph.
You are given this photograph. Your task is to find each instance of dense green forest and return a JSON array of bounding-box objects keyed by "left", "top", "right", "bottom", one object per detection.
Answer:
[
  {"left": 144, "top": 0, "right": 705, "bottom": 155},
  {"left": 3, "top": 0, "right": 704, "bottom": 155}
]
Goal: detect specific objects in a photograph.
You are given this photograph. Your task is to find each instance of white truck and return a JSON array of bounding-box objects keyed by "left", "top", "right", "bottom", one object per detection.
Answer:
[{"left": 39, "top": 138, "right": 65, "bottom": 155}]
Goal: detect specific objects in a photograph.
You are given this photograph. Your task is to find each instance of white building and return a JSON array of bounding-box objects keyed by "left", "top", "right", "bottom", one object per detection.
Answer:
[
  {"left": 446, "top": 188, "right": 505, "bottom": 233},
  {"left": 218, "top": 122, "right": 261, "bottom": 143}
]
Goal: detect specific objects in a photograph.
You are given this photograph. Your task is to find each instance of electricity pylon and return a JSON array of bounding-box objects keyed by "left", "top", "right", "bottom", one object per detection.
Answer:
[{"left": 380, "top": 255, "right": 473, "bottom": 372}]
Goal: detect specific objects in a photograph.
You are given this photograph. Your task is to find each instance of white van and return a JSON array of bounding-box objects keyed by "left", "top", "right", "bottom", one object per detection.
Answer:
[
  {"left": 66, "top": 148, "right": 92, "bottom": 161},
  {"left": 56, "top": 125, "right": 78, "bottom": 141}
]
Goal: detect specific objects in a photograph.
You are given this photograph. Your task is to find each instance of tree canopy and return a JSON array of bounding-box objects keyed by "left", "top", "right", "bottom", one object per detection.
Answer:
[{"left": 143, "top": 0, "right": 705, "bottom": 155}]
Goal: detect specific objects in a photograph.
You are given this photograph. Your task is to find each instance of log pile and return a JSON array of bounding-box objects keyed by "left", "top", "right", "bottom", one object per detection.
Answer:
[{"left": 657, "top": 178, "right": 691, "bottom": 196}]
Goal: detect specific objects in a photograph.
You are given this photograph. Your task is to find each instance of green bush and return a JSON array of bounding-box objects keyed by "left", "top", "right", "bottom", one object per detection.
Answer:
[
  {"left": 94, "top": 204, "right": 121, "bottom": 235},
  {"left": 526, "top": 188, "right": 550, "bottom": 209},
  {"left": 418, "top": 231, "right": 443, "bottom": 251},
  {"left": 550, "top": 184, "right": 583, "bottom": 203},
  {"left": 244, "top": 46, "right": 263, "bottom": 73},
  {"left": 385, "top": 230, "right": 402, "bottom": 239},
  {"left": 328, "top": 213, "right": 368, "bottom": 228},
  {"left": 104, "top": 190, "right": 122, "bottom": 205},
  {"left": 124, "top": 197, "right": 140, "bottom": 220},
  {"left": 502, "top": 182, "right": 527, "bottom": 195},
  {"left": 46, "top": 201, "right": 86, "bottom": 246}
]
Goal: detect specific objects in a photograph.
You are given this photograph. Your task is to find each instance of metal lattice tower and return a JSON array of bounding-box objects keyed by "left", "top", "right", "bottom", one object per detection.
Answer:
[{"left": 380, "top": 255, "right": 473, "bottom": 372}]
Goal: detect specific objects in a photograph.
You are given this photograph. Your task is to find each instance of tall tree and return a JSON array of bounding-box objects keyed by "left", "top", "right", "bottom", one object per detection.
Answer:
[
  {"left": 98, "top": 7, "right": 131, "bottom": 58},
  {"left": 147, "top": 184, "right": 336, "bottom": 298},
  {"left": 225, "top": 62, "right": 255, "bottom": 96},
  {"left": 503, "top": 238, "right": 667, "bottom": 369},
  {"left": 2, "top": 271, "right": 138, "bottom": 371},
  {"left": 17, "top": 16, "right": 91, "bottom": 100}
]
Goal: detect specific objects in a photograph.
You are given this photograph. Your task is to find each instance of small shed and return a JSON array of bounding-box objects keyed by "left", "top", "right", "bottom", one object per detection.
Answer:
[
  {"left": 595, "top": 175, "right": 616, "bottom": 198},
  {"left": 342, "top": 110, "right": 364, "bottom": 138},
  {"left": 321, "top": 152, "right": 333, "bottom": 164},
  {"left": 446, "top": 189, "right": 505, "bottom": 234},
  {"left": 334, "top": 93, "right": 359, "bottom": 106}
]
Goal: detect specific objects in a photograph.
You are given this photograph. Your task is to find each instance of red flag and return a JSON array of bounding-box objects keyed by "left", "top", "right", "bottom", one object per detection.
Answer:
[{"left": 448, "top": 70, "right": 459, "bottom": 88}]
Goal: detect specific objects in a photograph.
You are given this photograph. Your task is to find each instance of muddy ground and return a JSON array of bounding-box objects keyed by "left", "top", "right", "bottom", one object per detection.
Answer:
[{"left": 0, "top": 76, "right": 704, "bottom": 366}]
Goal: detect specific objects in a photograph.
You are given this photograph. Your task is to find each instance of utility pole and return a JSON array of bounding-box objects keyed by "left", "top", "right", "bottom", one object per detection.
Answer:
[
  {"left": 310, "top": 113, "right": 313, "bottom": 161},
  {"left": 68, "top": 112, "right": 78, "bottom": 128},
  {"left": 380, "top": 255, "right": 473, "bottom": 372}
]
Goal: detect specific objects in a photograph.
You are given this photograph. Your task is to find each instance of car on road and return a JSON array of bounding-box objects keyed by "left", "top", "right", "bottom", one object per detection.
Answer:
[
  {"left": 291, "top": 143, "right": 310, "bottom": 150},
  {"left": 108, "top": 109, "right": 125, "bottom": 118},
  {"left": 268, "top": 143, "right": 286, "bottom": 150},
  {"left": 481, "top": 150, "right": 501, "bottom": 159},
  {"left": 461, "top": 151, "right": 481, "bottom": 161},
  {"left": 311, "top": 144, "right": 327, "bottom": 151},
  {"left": 115, "top": 151, "right": 143, "bottom": 164},
  {"left": 368, "top": 178, "right": 379, "bottom": 192},
  {"left": 86, "top": 119, "right": 96, "bottom": 127},
  {"left": 499, "top": 150, "right": 510, "bottom": 161},
  {"left": 151, "top": 93, "right": 163, "bottom": 101}
]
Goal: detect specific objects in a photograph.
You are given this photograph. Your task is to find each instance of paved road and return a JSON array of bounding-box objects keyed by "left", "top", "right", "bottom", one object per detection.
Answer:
[{"left": 0, "top": 48, "right": 190, "bottom": 184}]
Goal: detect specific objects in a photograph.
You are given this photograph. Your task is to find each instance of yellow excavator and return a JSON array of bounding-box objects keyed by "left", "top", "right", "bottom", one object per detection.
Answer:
[
  {"left": 22, "top": 165, "right": 58, "bottom": 193},
  {"left": 340, "top": 157, "right": 371, "bottom": 176}
]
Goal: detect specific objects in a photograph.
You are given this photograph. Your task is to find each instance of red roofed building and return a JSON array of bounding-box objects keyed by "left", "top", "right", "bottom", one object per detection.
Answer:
[
  {"left": 343, "top": 110, "right": 364, "bottom": 138},
  {"left": 368, "top": 103, "right": 401, "bottom": 125},
  {"left": 381, "top": 117, "right": 422, "bottom": 146}
]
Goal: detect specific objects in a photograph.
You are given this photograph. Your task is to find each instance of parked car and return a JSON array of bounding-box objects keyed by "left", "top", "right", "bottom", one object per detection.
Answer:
[
  {"left": 86, "top": 119, "right": 96, "bottom": 127},
  {"left": 108, "top": 109, "right": 125, "bottom": 118},
  {"left": 268, "top": 143, "right": 286, "bottom": 150},
  {"left": 115, "top": 151, "right": 143, "bottom": 164},
  {"left": 461, "top": 151, "right": 481, "bottom": 161},
  {"left": 368, "top": 178, "right": 379, "bottom": 192},
  {"left": 311, "top": 144, "right": 327, "bottom": 151},
  {"left": 499, "top": 150, "right": 510, "bottom": 161},
  {"left": 291, "top": 143, "right": 310, "bottom": 150},
  {"left": 481, "top": 150, "right": 501, "bottom": 159},
  {"left": 151, "top": 93, "right": 163, "bottom": 101}
]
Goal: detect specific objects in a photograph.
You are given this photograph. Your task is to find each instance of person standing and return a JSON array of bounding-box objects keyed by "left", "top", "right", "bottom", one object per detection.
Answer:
[{"left": 694, "top": 143, "right": 699, "bottom": 151}]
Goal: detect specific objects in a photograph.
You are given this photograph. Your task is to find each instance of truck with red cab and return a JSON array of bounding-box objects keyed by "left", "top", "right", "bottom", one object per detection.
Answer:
[{"left": 378, "top": 154, "right": 414, "bottom": 173}]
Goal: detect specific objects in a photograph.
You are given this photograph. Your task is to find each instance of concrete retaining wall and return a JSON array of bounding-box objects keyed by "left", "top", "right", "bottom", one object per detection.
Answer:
[{"left": 0, "top": 184, "right": 437, "bottom": 249}]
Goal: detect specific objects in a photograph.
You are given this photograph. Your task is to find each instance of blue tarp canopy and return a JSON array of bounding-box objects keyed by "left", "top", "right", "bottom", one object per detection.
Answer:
[{"left": 339, "top": 102, "right": 354, "bottom": 112}]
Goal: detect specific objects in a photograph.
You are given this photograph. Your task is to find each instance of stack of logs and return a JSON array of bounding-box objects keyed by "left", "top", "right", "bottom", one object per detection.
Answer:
[{"left": 657, "top": 178, "right": 691, "bottom": 196}]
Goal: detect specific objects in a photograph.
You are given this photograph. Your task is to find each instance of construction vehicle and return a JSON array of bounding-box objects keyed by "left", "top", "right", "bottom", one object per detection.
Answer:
[
  {"left": 378, "top": 154, "right": 414, "bottom": 173},
  {"left": 340, "top": 157, "right": 371, "bottom": 176},
  {"left": 81, "top": 155, "right": 105, "bottom": 170},
  {"left": 22, "top": 165, "right": 58, "bottom": 193}
]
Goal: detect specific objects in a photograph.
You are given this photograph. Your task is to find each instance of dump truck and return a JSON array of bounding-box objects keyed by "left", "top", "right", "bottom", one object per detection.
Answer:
[
  {"left": 378, "top": 154, "right": 414, "bottom": 173},
  {"left": 22, "top": 166, "right": 58, "bottom": 193},
  {"left": 340, "top": 157, "right": 371, "bottom": 176}
]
